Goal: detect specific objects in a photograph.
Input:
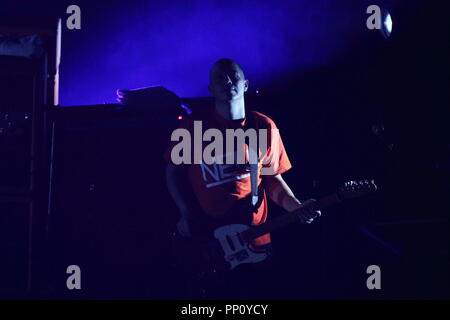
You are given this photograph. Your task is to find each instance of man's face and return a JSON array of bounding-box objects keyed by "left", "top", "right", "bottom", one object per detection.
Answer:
[{"left": 208, "top": 63, "right": 248, "bottom": 101}]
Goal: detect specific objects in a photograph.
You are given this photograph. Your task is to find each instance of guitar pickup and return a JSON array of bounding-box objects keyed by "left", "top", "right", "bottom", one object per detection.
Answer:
[{"left": 228, "top": 250, "right": 249, "bottom": 262}]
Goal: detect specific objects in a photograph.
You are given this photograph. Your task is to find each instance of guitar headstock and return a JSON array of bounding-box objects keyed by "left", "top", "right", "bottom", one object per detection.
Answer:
[{"left": 338, "top": 179, "right": 377, "bottom": 200}]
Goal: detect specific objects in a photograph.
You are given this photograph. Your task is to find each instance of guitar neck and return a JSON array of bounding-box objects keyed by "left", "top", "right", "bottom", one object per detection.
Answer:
[{"left": 242, "top": 193, "right": 342, "bottom": 242}]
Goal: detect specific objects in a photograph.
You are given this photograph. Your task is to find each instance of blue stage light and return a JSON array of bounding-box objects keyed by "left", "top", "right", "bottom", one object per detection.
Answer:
[
  {"left": 381, "top": 10, "right": 393, "bottom": 38},
  {"left": 384, "top": 13, "right": 393, "bottom": 35}
]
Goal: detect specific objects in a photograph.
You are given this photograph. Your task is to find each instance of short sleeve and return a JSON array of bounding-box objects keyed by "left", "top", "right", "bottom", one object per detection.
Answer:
[{"left": 260, "top": 119, "right": 292, "bottom": 176}]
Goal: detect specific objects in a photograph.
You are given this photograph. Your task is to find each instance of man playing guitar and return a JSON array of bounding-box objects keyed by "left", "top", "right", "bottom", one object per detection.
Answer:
[{"left": 164, "top": 58, "right": 321, "bottom": 299}]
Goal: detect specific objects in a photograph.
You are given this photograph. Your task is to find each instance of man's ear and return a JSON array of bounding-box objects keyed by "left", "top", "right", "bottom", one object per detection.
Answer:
[{"left": 244, "top": 79, "right": 249, "bottom": 92}]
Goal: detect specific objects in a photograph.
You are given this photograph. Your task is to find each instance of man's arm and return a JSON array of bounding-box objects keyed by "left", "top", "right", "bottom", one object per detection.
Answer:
[
  {"left": 165, "top": 163, "right": 197, "bottom": 236},
  {"left": 264, "top": 174, "right": 321, "bottom": 224}
]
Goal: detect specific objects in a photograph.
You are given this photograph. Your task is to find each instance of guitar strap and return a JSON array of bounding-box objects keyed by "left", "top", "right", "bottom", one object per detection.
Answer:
[
  {"left": 250, "top": 161, "right": 259, "bottom": 206},
  {"left": 245, "top": 111, "right": 260, "bottom": 208}
]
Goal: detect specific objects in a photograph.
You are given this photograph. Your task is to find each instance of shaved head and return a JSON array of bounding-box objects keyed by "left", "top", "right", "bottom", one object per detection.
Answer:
[
  {"left": 209, "top": 58, "right": 245, "bottom": 82},
  {"left": 208, "top": 58, "right": 248, "bottom": 102}
]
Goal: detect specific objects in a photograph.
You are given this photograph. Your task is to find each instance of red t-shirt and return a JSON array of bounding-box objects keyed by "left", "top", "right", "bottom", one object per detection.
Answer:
[{"left": 164, "top": 108, "right": 292, "bottom": 246}]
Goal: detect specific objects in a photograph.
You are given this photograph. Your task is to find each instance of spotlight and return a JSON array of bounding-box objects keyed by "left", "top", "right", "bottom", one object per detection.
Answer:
[{"left": 380, "top": 10, "right": 393, "bottom": 38}]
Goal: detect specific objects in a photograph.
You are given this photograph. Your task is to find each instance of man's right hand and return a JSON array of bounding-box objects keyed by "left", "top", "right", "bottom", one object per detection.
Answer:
[{"left": 176, "top": 217, "right": 192, "bottom": 238}]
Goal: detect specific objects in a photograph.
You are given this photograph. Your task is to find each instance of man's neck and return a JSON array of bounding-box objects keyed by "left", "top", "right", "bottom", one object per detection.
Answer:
[{"left": 214, "top": 98, "right": 245, "bottom": 120}]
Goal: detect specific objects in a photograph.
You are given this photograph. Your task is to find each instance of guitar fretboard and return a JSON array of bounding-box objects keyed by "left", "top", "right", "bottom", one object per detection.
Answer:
[{"left": 241, "top": 193, "right": 342, "bottom": 242}]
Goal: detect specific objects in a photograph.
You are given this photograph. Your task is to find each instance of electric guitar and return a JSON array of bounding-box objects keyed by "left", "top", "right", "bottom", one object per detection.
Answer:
[{"left": 172, "top": 179, "right": 377, "bottom": 276}]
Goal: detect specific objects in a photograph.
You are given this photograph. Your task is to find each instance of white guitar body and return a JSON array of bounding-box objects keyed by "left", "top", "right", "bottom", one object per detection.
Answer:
[{"left": 213, "top": 224, "right": 268, "bottom": 270}]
